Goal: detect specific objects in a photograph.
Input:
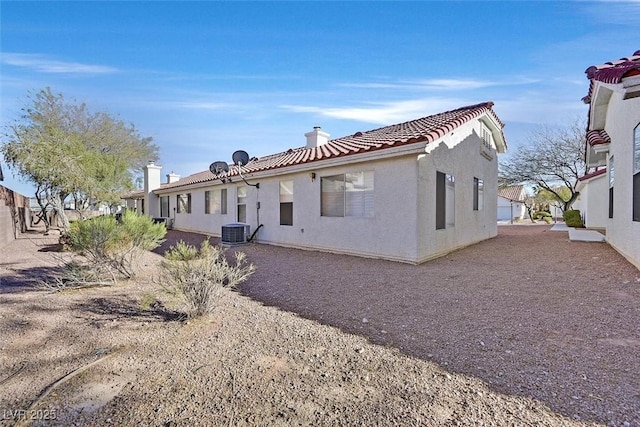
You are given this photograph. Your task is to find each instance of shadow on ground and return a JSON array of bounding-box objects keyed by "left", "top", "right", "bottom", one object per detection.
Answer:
[
  {"left": 74, "top": 296, "right": 185, "bottom": 322},
  {"left": 0, "top": 265, "right": 64, "bottom": 294}
]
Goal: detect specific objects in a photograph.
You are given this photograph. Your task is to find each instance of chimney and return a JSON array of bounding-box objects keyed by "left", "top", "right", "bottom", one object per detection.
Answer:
[
  {"left": 305, "top": 126, "right": 330, "bottom": 148},
  {"left": 144, "top": 162, "right": 162, "bottom": 218},
  {"left": 166, "top": 172, "right": 180, "bottom": 184}
]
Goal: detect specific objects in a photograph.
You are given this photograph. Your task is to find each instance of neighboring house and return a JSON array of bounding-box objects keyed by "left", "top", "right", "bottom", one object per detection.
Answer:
[
  {"left": 126, "top": 102, "right": 507, "bottom": 264},
  {"left": 573, "top": 168, "right": 608, "bottom": 229},
  {"left": 582, "top": 51, "right": 640, "bottom": 269},
  {"left": 497, "top": 185, "right": 527, "bottom": 222}
]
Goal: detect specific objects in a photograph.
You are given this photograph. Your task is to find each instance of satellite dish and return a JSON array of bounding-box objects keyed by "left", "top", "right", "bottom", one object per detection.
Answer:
[
  {"left": 209, "top": 161, "right": 229, "bottom": 175},
  {"left": 232, "top": 150, "right": 250, "bottom": 167}
]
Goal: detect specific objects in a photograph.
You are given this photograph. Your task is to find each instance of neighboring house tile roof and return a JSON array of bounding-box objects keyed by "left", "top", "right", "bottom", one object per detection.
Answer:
[
  {"left": 498, "top": 185, "right": 525, "bottom": 202},
  {"left": 586, "top": 129, "right": 611, "bottom": 147},
  {"left": 159, "top": 102, "right": 505, "bottom": 191},
  {"left": 582, "top": 50, "right": 640, "bottom": 103},
  {"left": 122, "top": 190, "right": 144, "bottom": 199},
  {"left": 578, "top": 168, "right": 607, "bottom": 182}
]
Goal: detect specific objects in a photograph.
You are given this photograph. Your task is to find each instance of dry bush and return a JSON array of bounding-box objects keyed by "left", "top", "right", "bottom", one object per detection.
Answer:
[
  {"left": 68, "top": 210, "right": 166, "bottom": 279},
  {"left": 160, "top": 240, "right": 255, "bottom": 318}
]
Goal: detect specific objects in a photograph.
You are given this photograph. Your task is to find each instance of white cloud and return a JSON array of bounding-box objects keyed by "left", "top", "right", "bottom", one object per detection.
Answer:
[
  {"left": 339, "top": 76, "right": 540, "bottom": 91},
  {"left": 158, "top": 100, "right": 234, "bottom": 111},
  {"left": 1, "top": 53, "right": 118, "bottom": 74},
  {"left": 281, "top": 97, "right": 475, "bottom": 125}
]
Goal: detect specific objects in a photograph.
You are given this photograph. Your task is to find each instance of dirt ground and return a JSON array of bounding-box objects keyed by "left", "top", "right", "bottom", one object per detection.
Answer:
[{"left": 0, "top": 224, "right": 639, "bottom": 426}]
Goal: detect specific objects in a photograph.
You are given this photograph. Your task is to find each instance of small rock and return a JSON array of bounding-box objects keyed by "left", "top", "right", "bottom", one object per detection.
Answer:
[{"left": 362, "top": 318, "right": 368, "bottom": 323}]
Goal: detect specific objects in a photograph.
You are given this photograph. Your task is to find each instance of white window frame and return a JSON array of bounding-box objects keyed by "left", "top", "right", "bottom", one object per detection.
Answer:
[{"left": 321, "top": 171, "right": 374, "bottom": 218}]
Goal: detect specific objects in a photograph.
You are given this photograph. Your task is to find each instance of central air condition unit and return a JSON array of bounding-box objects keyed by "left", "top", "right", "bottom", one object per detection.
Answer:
[{"left": 221, "top": 223, "right": 250, "bottom": 245}]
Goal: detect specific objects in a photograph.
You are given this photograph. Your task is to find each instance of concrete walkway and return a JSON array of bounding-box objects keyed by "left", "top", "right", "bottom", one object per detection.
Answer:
[{"left": 550, "top": 223, "right": 606, "bottom": 242}]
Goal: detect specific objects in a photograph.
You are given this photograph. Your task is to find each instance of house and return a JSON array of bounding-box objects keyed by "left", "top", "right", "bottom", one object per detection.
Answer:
[
  {"left": 582, "top": 50, "right": 640, "bottom": 269},
  {"left": 497, "top": 185, "right": 527, "bottom": 222},
  {"left": 125, "top": 102, "right": 507, "bottom": 264},
  {"left": 573, "top": 168, "right": 608, "bottom": 229}
]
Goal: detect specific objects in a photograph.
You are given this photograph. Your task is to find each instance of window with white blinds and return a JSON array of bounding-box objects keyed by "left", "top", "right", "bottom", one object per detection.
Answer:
[
  {"left": 237, "top": 186, "right": 246, "bottom": 223},
  {"left": 160, "top": 196, "right": 170, "bottom": 217},
  {"left": 321, "top": 171, "right": 374, "bottom": 217},
  {"left": 205, "top": 189, "right": 227, "bottom": 215},
  {"left": 280, "top": 180, "right": 293, "bottom": 226}
]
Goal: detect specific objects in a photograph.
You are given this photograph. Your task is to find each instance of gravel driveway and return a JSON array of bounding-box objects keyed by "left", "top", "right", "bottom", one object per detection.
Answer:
[
  {"left": 228, "top": 224, "right": 640, "bottom": 426},
  {"left": 1, "top": 224, "right": 639, "bottom": 425}
]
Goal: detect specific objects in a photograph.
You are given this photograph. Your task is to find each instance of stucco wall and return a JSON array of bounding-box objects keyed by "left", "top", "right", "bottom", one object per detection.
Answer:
[
  {"left": 574, "top": 174, "right": 608, "bottom": 229},
  {"left": 602, "top": 90, "right": 640, "bottom": 269},
  {"left": 155, "top": 118, "right": 502, "bottom": 264},
  {"left": 160, "top": 155, "right": 422, "bottom": 263},
  {"left": 497, "top": 197, "right": 526, "bottom": 221},
  {"left": 416, "top": 120, "right": 499, "bottom": 263}
]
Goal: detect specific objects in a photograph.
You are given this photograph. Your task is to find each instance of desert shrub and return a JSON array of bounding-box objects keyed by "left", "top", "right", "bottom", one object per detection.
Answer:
[
  {"left": 160, "top": 239, "right": 255, "bottom": 318},
  {"left": 68, "top": 210, "right": 166, "bottom": 279},
  {"left": 39, "top": 256, "right": 117, "bottom": 291},
  {"left": 165, "top": 240, "right": 199, "bottom": 261},
  {"left": 533, "top": 211, "right": 552, "bottom": 219},
  {"left": 563, "top": 209, "right": 584, "bottom": 228}
]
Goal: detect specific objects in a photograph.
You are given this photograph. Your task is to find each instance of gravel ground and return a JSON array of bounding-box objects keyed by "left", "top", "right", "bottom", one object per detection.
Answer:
[{"left": 0, "top": 224, "right": 638, "bottom": 426}]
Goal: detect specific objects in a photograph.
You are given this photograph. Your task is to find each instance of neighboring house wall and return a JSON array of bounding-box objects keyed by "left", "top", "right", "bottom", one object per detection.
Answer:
[
  {"left": 152, "top": 107, "right": 505, "bottom": 264},
  {"left": 0, "top": 185, "right": 30, "bottom": 248},
  {"left": 601, "top": 91, "right": 640, "bottom": 267},
  {"left": 574, "top": 172, "right": 608, "bottom": 228},
  {"left": 583, "top": 52, "right": 640, "bottom": 270},
  {"left": 497, "top": 196, "right": 525, "bottom": 221}
]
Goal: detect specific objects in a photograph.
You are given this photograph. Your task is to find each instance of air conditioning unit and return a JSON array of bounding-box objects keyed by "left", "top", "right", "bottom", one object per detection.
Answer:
[{"left": 221, "top": 223, "right": 250, "bottom": 245}]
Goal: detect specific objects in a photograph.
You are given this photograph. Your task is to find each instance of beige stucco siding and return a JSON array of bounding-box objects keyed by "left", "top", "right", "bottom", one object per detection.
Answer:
[
  {"left": 154, "top": 115, "right": 502, "bottom": 264},
  {"left": 603, "top": 90, "right": 640, "bottom": 269},
  {"left": 574, "top": 173, "right": 608, "bottom": 229},
  {"left": 162, "top": 156, "right": 421, "bottom": 262},
  {"left": 416, "top": 120, "right": 499, "bottom": 263}
]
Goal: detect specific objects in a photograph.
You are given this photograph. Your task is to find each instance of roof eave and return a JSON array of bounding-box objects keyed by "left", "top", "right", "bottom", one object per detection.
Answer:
[{"left": 153, "top": 142, "right": 429, "bottom": 194}]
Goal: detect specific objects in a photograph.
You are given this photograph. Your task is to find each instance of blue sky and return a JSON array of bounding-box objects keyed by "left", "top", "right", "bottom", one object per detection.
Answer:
[{"left": 1, "top": 1, "right": 639, "bottom": 196}]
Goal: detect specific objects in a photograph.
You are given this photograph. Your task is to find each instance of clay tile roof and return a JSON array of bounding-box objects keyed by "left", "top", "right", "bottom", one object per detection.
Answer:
[
  {"left": 121, "top": 189, "right": 145, "bottom": 200},
  {"left": 583, "top": 50, "right": 640, "bottom": 103},
  {"left": 498, "top": 185, "right": 525, "bottom": 202},
  {"left": 159, "top": 102, "right": 503, "bottom": 191},
  {"left": 578, "top": 168, "right": 607, "bottom": 182},
  {"left": 586, "top": 129, "right": 611, "bottom": 147}
]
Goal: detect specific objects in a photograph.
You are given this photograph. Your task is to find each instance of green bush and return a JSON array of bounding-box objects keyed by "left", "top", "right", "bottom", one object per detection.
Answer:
[
  {"left": 68, "top": 210, "right": 166, "bottom": 279},
  {"left": 533, "top": 211, "right": 552, "bottom": 220},
  {"left": 563, "top": 209, "right": 584, "bottom": 228},
  {"left": 161, "top": 239, "right": 255, "bottom": 318}
]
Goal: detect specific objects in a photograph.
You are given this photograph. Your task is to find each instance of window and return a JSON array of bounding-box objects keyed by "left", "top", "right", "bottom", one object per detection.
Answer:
[
  {"left": 160, "top": 196, "right": 170, "bottom": 217},
  {"left": 177, "top": 193, "right": 191, "bottom": 214},
  {"left": 237, "top": 186, "right": 247, "bottom": 223},
  {"left": 634, "top": 124, "right": 640, "bottom": 221},
  {"left": 481, "top": 125, "right": 492, "bottom": 146},
  {"left": 436, "top": 172, "right": 455, "bottom": 229},
  {"left": 205, "top": 189, "right": 227, "bottom": 215},
  {"left": 609, "top": 156, "right": 614, "bottom": 219},
  {"left": 280, "top": 180, "right": 293, "bottom": 226},
  {"left": 321, "top": 171, "right": 374, "bottom": 217},
  {"left": 473, "top": 178, "right": 484, "bottom": 211}
]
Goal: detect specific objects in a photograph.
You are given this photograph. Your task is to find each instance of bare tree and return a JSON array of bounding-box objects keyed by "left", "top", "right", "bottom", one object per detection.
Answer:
[{"left": 499, "top": 119, "right": 587, "bottom": 212}]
